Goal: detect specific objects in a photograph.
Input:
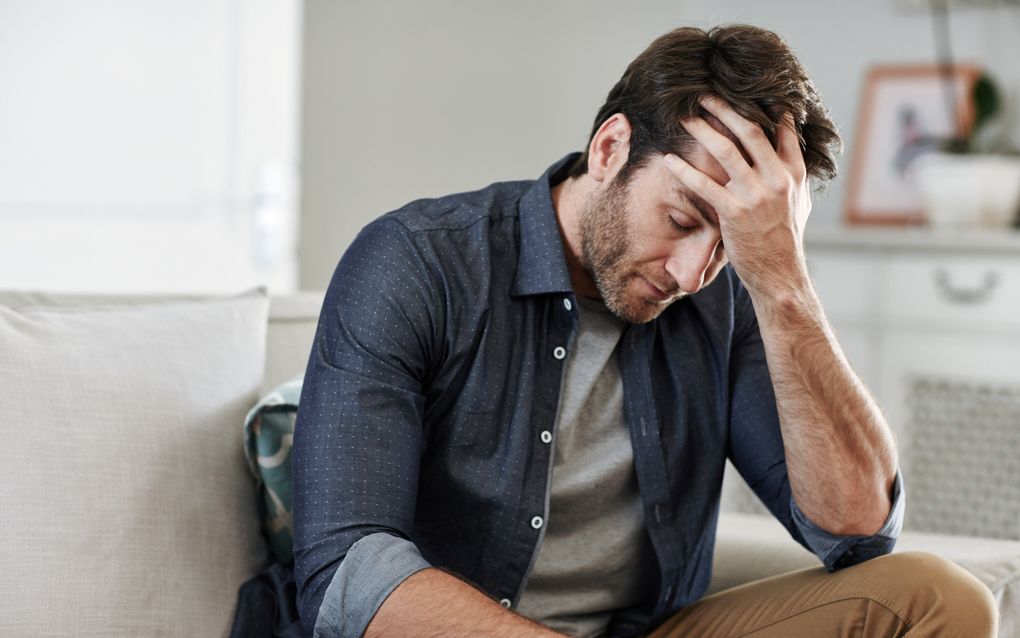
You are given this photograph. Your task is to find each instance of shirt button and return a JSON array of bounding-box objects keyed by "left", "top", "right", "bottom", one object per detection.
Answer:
[
  {"left": 563, "top": 298, "right": 572, "bottom": 311},
  {"left": 531, "top": 516, "right": 544, "bottom": 529},
  {"left": 499, "top": 598, "right": 512, "bottom": 609},
  {"left": 553, "top": 346, "right": 566, "bottom": 360},
  {"left": 540, "top": 430, "right": 552, "bottom": 444}
]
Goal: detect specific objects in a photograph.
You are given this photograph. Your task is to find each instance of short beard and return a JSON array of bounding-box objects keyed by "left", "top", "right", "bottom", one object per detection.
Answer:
[{"left": 579, "top": 174, "right": 668, "bottom": 324}]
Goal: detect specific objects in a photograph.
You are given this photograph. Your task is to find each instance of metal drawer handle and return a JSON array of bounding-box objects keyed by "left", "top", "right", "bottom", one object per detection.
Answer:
[{"left": 933, "top": 269, "right": 999, "bottom": 304}]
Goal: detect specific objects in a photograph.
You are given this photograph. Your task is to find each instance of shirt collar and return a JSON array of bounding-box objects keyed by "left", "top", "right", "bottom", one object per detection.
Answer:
[{"left": 511, "top": 152, "right": 582, "bottom": 298}]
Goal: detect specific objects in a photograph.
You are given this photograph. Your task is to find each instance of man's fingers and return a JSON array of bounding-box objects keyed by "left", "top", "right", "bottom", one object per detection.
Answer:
[
  {"left": 662, "top": 153, "right": 731, "bottom": 214},
  {"left": 679, "top": 116, "right": 756, "bottom": 184},
  {"left": 776, "top": 112, "right": 808, "bottom": 179},
  {"left": 698, "top": 96, "right": 786, "bottom": 180}
]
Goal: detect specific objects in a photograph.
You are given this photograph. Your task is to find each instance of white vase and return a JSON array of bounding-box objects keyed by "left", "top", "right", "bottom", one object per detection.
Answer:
[{"left": 915, "top": 153, "right": 1020, "bottom": 229}]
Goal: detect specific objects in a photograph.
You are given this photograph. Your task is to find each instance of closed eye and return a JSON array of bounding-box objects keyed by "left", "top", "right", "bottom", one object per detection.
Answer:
[{"left": 668, "top": 215, "right": 697, "bottom": 233}]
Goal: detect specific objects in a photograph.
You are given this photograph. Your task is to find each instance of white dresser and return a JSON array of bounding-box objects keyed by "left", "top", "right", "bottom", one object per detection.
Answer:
[{"left": 805, "top": 226, "right": 1020, "bottom": 537}]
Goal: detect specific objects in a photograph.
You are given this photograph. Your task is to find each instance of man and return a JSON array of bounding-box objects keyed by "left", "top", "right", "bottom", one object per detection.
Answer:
[{"left": 293, "top": 24, "right": 998, "bottom": 637}]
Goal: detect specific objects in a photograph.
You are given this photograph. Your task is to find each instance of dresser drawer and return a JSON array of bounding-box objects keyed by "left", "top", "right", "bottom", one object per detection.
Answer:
[
  {"left": 882, "top": 256, "right": 1020, "bottom": 329},
  {"left": 806, "top": 253, "right": 879, "bottom": 323}
]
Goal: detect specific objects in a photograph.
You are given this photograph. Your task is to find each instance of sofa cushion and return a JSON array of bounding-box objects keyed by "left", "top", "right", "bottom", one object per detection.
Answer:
[
  {"left": 0, "top": 290, "right": 325, "bottom": 396},
  {"left": 0, "top": 294, "right": 270, "bottom": 637},
  {"left": 244, "top": 377, "right": 302, "bottom": 565},
  {"left": 713, "top": 512, "right": 1020, "bottom": 638}
]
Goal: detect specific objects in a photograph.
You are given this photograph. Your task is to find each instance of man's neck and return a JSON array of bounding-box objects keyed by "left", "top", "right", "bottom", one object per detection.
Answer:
[{"left": 550, "top": 175, "right": 601, "bottom": 300}]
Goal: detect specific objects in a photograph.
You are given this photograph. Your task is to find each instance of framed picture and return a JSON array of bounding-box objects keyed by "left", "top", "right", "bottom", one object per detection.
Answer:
[{"left": 845, "top": 64, "right": 981, "bottom": 225}]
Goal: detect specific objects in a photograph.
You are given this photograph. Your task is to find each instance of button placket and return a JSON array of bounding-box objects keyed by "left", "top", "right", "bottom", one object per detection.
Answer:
[{"left": 514, "top": 312, "right": 571, "bottom": 607}]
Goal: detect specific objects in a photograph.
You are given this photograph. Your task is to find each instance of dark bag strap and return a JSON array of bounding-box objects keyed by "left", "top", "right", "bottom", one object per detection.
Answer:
[{"left": 230, "top": 562, "right": 304, "bottom": 638}]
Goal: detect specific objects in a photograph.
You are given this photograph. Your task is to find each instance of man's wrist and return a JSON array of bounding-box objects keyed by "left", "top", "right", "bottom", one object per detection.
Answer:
[
  {"left": 365, "top": 567, "right": 568, "bottom": 638},
  {"left": 743, "top": 266, "right": 819, "bottom": 324}
]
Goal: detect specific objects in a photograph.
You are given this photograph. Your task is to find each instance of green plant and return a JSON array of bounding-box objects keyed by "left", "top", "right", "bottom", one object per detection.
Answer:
[{"left": 943, "top": 73, "right": 1018, "bottom": 155}]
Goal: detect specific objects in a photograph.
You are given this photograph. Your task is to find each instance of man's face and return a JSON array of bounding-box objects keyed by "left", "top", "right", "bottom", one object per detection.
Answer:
[{"left": 579, "top": 144, "right": 730, "bottom": 324}]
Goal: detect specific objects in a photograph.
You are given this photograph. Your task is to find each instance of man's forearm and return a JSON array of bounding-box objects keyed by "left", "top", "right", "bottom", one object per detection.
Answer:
[
  {"left": 749, "top": 277, "right": 898, "bottom": 536},
  {"left": 659, "top": 95, "right": 897, "bottom": 536},
  {"left": 365, "top": 568, "right": 566, "bottom": 638}
]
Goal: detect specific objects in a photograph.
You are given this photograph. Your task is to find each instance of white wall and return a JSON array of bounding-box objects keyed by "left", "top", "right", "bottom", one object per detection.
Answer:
[
  {"left": 299, "top": 0, "right": 1020, "bottom": 290},
  {"left": 0, "top": 0, "right": 303, "bottom": 295},
  {"left": 300, "top": 0, "right": 699, "bottom": 289}
]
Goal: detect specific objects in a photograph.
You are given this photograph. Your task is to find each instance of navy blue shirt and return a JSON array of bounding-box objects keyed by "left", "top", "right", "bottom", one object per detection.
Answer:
[{"left": 292, "top": 153, "right": 904, "bottom": 638}]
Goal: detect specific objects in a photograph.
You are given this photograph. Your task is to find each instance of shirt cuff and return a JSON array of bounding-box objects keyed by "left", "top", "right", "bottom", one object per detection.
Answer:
[
  {"left": 313, "top": 532, "right": 432, "bottom": 638},
  {"left": 790, "top": 468, "right": 905, "bottom": 572}
]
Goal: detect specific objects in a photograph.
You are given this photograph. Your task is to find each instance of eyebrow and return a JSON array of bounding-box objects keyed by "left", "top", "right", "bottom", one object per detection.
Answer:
[{"left": 675, "top": 187, "right": 719, "bottom": 227}]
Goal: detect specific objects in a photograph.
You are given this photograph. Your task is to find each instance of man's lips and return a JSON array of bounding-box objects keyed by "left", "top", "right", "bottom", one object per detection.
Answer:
[{"left": 639, "top": 276, "right": 678, "bottom": 302}]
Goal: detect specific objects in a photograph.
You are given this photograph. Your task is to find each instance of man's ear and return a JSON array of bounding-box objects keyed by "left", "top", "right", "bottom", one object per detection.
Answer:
[{"left": 587, "top": 113, "right": 632, "bottom": 183}]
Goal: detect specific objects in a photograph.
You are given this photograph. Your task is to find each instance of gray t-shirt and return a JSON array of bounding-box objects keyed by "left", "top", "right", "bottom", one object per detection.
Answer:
[{"left": 515, "top": 297, "right": 658, "bottom": 637}]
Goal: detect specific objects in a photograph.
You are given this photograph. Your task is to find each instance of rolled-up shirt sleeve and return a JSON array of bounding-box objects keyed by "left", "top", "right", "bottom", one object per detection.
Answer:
[
  {"left": 791, "top": 469, "right": 904, "bottom": 571},
  {"left": 313, "top": 532, "right": 432, "bottom": 638},
  {"left": 292, "top": 217, "right": 444, "bottom": 637}
]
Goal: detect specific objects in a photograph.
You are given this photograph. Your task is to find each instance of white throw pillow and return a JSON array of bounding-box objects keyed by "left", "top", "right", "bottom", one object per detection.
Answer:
[{"left": 0, "top": 294, "right": 270, "bottom": 637}]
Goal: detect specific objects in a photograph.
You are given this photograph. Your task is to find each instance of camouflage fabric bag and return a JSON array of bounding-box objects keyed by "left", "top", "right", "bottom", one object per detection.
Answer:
[{"left": 243, "top": 378, "right": 301, "bottom": 565}]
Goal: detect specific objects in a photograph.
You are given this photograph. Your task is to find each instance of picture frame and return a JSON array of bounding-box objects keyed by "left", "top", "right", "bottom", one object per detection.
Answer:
[{"left": 845, "top": 64, "right": 982, "bottom": 225}]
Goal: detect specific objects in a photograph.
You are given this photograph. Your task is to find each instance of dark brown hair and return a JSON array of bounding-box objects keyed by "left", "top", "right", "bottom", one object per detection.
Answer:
[{"left": 567, "top": 24, "right": 841, "bottom": 185}]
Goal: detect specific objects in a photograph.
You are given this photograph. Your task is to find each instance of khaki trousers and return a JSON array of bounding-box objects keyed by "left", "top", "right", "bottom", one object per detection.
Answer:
[{"left": 647, "top": 552, "right": 998, "bottom": 638}]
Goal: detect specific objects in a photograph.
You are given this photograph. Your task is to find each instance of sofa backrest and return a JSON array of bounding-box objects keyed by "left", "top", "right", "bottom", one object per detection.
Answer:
[
  {"left": 262, "top": 292, "right": 324, "bottom": 393},
  {"left": 0, "top": 290, "right": 324, "bottom": 395}
]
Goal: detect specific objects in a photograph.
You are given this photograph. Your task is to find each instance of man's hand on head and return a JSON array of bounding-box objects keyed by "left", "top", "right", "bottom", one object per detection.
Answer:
[
  {"left": 663, "top": 96, "right": 813, "bottom": 300},
  {"left": 664, "top": 98, "right": 898, "bottom": 538}
]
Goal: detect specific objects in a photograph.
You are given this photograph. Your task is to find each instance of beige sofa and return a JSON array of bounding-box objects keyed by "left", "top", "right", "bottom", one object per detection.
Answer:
[
  {"left": 2, "top": 289, "right": 1017, "bottom": 636},
  {"left": 1, "top": 290, "right": 323, "bottom": 637}
]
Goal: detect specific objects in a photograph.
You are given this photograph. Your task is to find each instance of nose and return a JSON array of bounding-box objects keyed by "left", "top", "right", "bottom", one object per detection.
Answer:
[{"left": 664, "top": 234, "right": 723, "bottom": 294}]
